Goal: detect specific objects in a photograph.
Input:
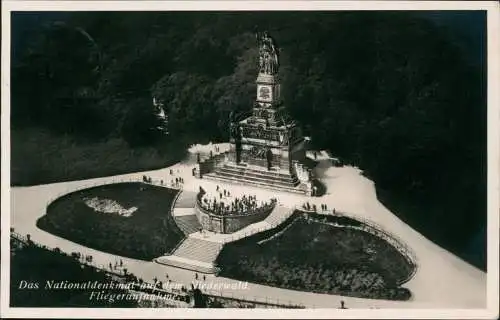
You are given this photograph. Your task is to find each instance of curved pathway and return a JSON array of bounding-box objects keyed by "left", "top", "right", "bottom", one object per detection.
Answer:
[{"left": 10, "top": 146, "right": 486, "bottom": 308}]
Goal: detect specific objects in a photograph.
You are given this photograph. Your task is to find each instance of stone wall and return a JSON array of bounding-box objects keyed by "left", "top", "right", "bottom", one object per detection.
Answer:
[
  {"left": 195, "top": 196, "right": 275, "bottom": 234},
  {"left": 196, "top": 152, "right": 228, "bottom": 177}
]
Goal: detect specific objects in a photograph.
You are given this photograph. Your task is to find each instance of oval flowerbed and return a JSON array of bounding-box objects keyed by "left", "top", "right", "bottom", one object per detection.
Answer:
[
  {"left": 215, "top": 212, "right": 415, "bottom": 300},
  {"left": 37, "top": 182, "right": 184, "bottom": 260}
]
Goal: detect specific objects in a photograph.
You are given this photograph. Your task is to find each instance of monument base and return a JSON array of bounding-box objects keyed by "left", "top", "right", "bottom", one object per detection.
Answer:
[{"left": 204, "top": 162, "right": 311, "bottom": 195}]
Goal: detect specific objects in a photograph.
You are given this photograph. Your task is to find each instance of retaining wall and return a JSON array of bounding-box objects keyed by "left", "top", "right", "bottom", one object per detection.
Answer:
[{"left": 194, "top": 194, "right": 275, "bottom": 234}]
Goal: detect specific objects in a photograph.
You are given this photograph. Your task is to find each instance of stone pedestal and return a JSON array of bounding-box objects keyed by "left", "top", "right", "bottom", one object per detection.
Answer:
[{"left": 202, "top": 31, "right": 316, "bottom": 196}]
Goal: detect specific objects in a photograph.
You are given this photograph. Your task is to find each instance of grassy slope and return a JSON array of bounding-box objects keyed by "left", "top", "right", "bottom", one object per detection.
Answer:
[
  {"left": 10, "top": 239, "right": 137, "bottom": 307},
  {"left": 217, "top": 217, "right": 412, "bottom": 300},
  {"left": 11, "top": 128, "right": 188, "bottom": 186}
]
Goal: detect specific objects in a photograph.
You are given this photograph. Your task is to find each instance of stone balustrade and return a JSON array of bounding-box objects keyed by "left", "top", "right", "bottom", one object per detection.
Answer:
[{"left": 194, "top": 192, "right": 276, "bottom": 234}]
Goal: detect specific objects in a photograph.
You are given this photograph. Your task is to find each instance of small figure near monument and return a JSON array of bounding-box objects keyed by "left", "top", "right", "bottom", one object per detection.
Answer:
[{"left": 266, "top": 148, "right": 273, "bottom": 171}]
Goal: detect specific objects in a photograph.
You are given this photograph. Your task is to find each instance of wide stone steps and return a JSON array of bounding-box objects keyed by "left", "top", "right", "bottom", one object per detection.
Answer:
[
  {"left": 222, "top": 163, "right": 298, "bottom": 179},
  {"left": 155, "top": 256, "right": 216, "bottom": 274},
  {"left": 174, "top": 214, "right": 202, "bottom": 235},
  {"left": 173, "top": 237, "right": 222, "bottom": 264},
  {"left": 205, "top": 172, "right": 306, "bottom": 195},
  {"left": 218, "top": 165, "right": 299, "bottom": 184},
  {"left": 214, "top": 170, "right": 296, "bottom": 188},
  {"left": 211, "top": 166, "right": 300, "bottom": 188}
]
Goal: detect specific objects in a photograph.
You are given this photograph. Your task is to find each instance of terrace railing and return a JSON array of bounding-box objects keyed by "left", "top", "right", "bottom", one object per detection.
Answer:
[
  {"left": 43, "top": 176, "right": 183, "bottom": 208},
  {"left": 164, "top": 188, "right": 188, "bottom": 256},
  {"left": 203, "top": 288, "right": 305, "bottom": 309},
  {"left": 11, "top": 231, "right": 307, "bottom": 309},
  {"left": 196, "top": 192, "right": 277, "bottom": 218},
  {"left": 10, "top": 231, "right": 190, "bottom": 300},
  {"left": 297, "top": 207, "right": 418, "bottom": 284}
]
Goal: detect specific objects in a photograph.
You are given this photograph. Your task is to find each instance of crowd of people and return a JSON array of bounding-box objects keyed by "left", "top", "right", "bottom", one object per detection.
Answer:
[
  {"left": 198, "top": 186, "right": 276, "bottom": 216},
  {"left": 142, "top": 170, "right": 185, "bottom": 188},
  {"left": 302, "top": 202, "right": 336, "bottom": 214}
]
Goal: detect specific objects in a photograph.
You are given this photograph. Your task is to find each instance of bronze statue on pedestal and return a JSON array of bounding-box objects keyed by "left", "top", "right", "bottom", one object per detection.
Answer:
[{"left": 257, "top": 31, "right": 279, "bottom": 75}]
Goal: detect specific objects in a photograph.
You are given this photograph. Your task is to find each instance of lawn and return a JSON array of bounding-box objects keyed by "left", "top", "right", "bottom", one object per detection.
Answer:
[
  {"left": 11, "top": 128, "right": 189, "bottom": 186},
  {"left": 216, "top": 213, "right": 414, "bottom": 300},
  {"left": 36, "top": 182, "right": 184, "bottom": 260}
]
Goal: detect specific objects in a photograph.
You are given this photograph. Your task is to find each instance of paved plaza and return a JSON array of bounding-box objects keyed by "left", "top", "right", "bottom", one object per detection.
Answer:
[{"left": 10, "top": 143, "right": 486, "bottom": 308}]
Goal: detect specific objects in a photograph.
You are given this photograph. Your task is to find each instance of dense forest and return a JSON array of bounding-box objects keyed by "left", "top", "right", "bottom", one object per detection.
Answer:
[{"left": 11, "top": 11, "right": 486, "bottom": 269}]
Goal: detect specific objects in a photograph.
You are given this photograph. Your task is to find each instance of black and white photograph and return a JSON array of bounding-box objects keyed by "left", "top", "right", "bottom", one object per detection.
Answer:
[{"left": 1, "top": 1, "right": 499, "bottom": 318}]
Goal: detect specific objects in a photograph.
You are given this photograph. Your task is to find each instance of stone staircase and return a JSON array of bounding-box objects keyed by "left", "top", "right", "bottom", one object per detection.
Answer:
[
  {"left": 205, "top": 163, "right": 307, "bottom": 195},
  {"left": 174, "top": 214, "right": 202, "bottom": 235},
  {"left": 173, "top": 238, "right": 222, "bottom": 263},
  {"left": 157, "top": 206, "right": 297, "bottom": 273},
  {"left": 155, "top": 255, "right": 216, "bottom": 274},
  {"left": 155, "top": 238, "right": 222, "bottom": 273}
]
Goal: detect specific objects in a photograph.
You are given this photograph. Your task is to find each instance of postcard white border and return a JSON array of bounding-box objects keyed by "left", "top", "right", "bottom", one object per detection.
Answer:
[{"left": 1, "top": 1, "right": 499, "bottom": 319}]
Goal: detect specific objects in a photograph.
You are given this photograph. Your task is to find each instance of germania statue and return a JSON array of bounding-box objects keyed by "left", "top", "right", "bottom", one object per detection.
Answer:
[{"left": 257, "top": 31, "right": 279, "bottom": 75}]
